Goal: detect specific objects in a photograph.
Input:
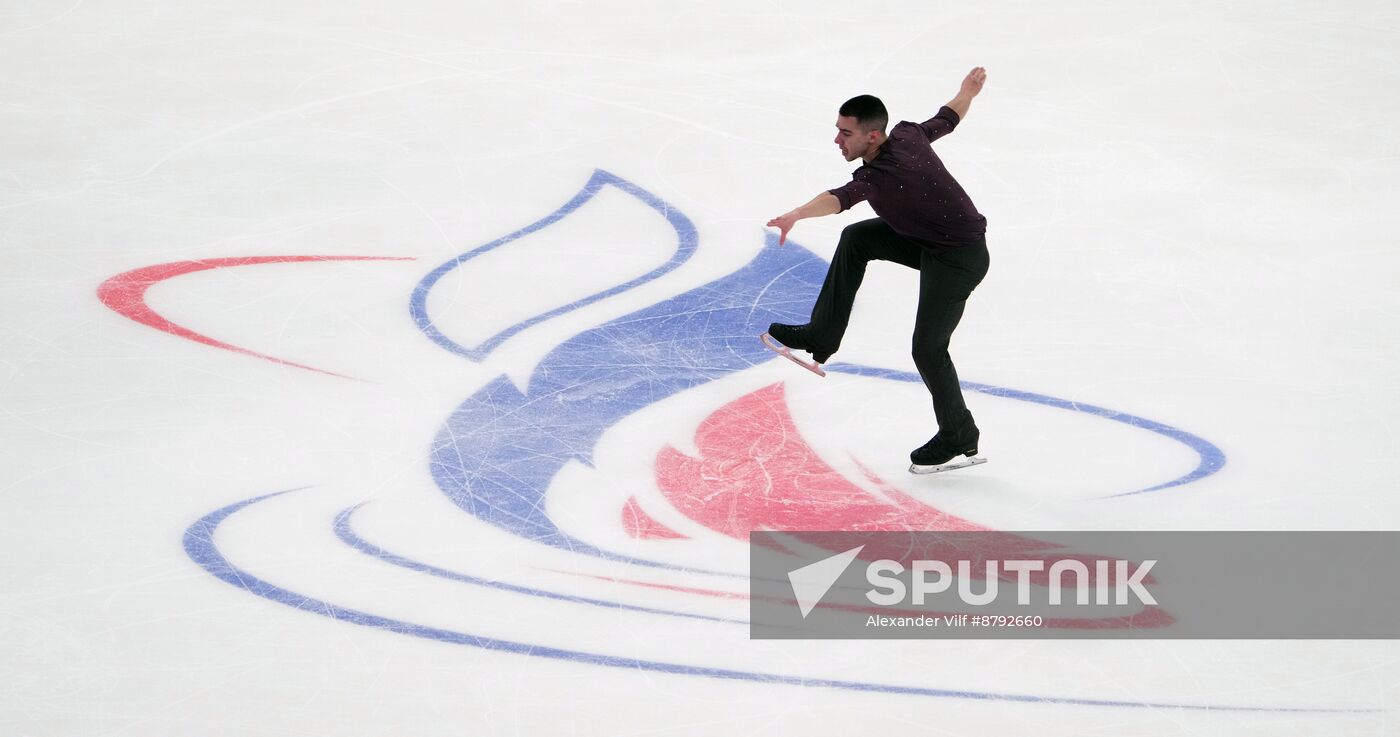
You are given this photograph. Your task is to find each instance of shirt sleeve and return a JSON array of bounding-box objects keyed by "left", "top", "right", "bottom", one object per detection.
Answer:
[
  {"left": 828, "top": 169, "right": 876, "bottom": 212},
  {"left": 916, "top": 105, "right": 961, "bottom": 143}
]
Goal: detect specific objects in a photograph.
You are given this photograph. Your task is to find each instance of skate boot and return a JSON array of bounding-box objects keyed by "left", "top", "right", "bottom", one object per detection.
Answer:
[
  {"left": 760, "top": 323, "right": 834, "bottom": 377},
  {"left": 908, "top": 432, "right": 985, "bottom": 475},
  {"left": 766, "top": 323, "right": 833, "bottom": 363}
]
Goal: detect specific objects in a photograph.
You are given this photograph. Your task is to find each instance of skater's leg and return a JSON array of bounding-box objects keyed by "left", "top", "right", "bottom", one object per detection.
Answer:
[
  {"left": 910, "top": 238, "right": 989, "bottom": 445},
  {"left": 805, "top": 218, "right": 921, "bottom": 354}
]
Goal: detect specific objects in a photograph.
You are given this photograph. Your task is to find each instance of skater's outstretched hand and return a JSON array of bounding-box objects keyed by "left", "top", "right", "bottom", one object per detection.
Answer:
[
  {"left": 767, "top": 193, "right": 840, "bottom": 245},
  {"left": 945, "top": 67, "right": 988, "bottom": 120},
  {"left": 960, "top": 67, "right": 987, "bottom": 98},
  {"left": 767, "top": 211, "right": 799, "bottom": 246}
]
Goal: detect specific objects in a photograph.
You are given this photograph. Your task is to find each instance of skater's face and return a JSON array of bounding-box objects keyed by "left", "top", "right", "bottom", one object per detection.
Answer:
[{"left": 835, "top": 116, "right": 882, "bottom": 162}]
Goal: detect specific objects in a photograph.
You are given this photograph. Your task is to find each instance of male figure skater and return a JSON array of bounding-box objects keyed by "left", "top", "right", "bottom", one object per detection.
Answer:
[{"left": 764, "top": 67, "right": 990, "bottom": 473}]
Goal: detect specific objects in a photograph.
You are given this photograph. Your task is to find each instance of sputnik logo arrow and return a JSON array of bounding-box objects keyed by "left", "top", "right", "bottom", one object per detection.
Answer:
[{"left": 787, "top": 545, "right": 865, "bottom": 618}]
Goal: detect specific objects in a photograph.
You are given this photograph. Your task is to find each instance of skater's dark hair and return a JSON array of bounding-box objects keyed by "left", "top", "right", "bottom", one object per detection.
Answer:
[{"left": 839, "top": 95, "right": 888, "bottom": 133}]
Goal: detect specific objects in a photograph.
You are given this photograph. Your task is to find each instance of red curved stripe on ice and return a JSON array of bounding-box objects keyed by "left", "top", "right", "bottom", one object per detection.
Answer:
[
  {"left": 97, "top": 256, "right": 414, "bottom": 378},
  {"left": 655, "top": 382, "right": 990, "bottom": 539},
  {"left": 622, "top": 496, "right": 688, "bottom": 539}
]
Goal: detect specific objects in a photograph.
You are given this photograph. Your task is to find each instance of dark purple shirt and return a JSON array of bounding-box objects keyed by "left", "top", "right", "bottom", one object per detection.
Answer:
[{"left": 828, "top": 106, "right": 987, "bottom": 247}]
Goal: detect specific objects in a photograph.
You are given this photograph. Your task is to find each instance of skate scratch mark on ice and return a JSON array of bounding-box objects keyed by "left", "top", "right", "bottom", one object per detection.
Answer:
[
  {"left": 744, "top": 240, "right": 820, "bottom": 324},
  {"left": 185, "top": 491, "right": 1369, "bottom": 714},
  {"left": 363, "top": 170, "right": 457, "bottom": 251},
  {"left": 97, "top": 255, "right": 414, "bottom": 379}
]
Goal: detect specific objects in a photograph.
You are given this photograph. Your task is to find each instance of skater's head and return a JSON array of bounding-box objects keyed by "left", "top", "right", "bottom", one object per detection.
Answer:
[{"left": 835, "top": 95, "right": 888, "bottom": 163}]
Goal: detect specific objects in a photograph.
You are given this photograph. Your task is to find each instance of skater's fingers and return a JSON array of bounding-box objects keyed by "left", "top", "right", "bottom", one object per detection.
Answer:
[{"left": 766, "top": 217, "right": 791, "bottom": 245}]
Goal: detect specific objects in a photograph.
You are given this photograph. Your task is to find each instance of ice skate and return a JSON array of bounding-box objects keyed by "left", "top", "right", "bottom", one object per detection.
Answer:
[
  {"left": 760, "top": 323, "right": 832, "bottom": 378},
  {"left": 908, "top": 434, "right": 986, "bottom": 475}
]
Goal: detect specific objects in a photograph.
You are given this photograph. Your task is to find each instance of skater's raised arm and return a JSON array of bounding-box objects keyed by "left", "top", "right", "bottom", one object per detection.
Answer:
[
  {"left": 944, "top": 66, "right": 987, "bottom": 120},
  {"left": 921, "top": 67, "right": 987, "bottom": 141},
  {"left": 766, "top": 192, "right": 841, "bottom": 246}
]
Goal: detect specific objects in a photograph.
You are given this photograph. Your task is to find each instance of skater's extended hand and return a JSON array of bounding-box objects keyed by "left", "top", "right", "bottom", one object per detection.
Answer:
[
  {"left": 767, "top": 193, "right": 838, "bottom": 244},
  {"left": 767, "top": 211, "right": 799, "bottom": 246},
  {"left": 960, "top": 67, "right": 987, "bottom": 98}
]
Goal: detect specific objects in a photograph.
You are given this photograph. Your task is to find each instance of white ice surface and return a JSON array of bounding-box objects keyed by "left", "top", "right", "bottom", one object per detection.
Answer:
[{"left": 3, "top": 1, "right": 1399, "bottom": 735}]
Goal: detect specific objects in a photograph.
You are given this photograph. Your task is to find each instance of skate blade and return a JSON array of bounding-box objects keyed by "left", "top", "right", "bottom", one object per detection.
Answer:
[
  {"left": 760, "top": 333, "right": 826, "bottom": 377},
  {"left": 908, "top": 456, "right": 988, "bottom": 475}
]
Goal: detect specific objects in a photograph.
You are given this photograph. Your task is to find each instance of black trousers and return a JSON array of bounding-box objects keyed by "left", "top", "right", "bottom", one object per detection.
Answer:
[{"left": 807, "top": 218, "right": 989, "bottom": 444}]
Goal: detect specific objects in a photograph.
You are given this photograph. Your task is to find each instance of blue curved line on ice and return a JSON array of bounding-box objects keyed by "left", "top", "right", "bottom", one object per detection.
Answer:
[
  {"left": 184, "top": 491, "right": 1361, "bottom": 714},
  {"left": 332, "top": 503, "right": 744, "bottom": 624},
  {"left": 824, "top": 365, "right": 1228, "bottom": 496},
  {"left": 410, "top": 169, "right": 699, "bottom": 361}
]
